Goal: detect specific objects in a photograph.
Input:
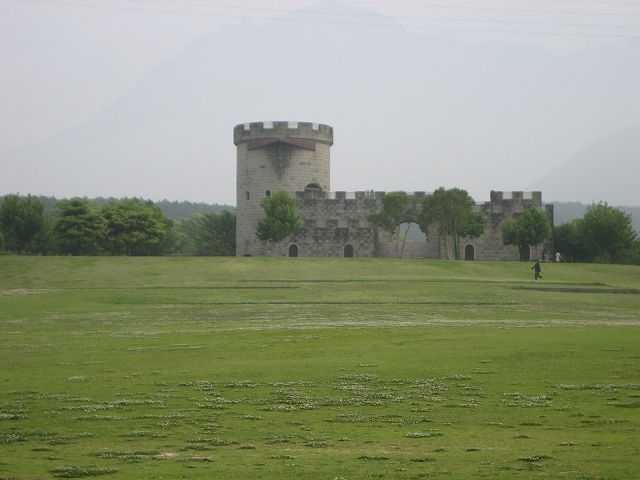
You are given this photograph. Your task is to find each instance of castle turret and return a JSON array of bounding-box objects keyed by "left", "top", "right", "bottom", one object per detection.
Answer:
[{"left": 234, "top": 121, "right": 333, "bottom": 256}]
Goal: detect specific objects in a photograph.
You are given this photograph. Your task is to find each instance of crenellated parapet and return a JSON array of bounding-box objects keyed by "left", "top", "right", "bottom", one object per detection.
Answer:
[
  {"left": 490, "top": 191, "right": 542, "bottom": 207},
  {"left": 295, "top": 190, "right": 381, "bottom": 202},
  {"left": 295, "top": 190, "right": 429, "bottom": 203},
  {"left": 481, "top": 191, "right": 548, "bottom": 230},
  {"left": 234, "top": 121, "right": 333, "bottom": 146}
]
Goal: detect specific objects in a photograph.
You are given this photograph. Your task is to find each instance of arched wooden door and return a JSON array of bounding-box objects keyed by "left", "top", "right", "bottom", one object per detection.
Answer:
[
  {"left": 288, "top": 244, "right": 299, "bottom": 258},
  {"left": 464, "top": 244, "right": 475, "bottom": 261},
  {"left": 344, "top": 244, "right": 354, "bottom": 258}
]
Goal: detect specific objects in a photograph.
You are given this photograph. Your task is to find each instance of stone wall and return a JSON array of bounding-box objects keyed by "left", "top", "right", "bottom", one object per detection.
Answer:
[
  {"left": 255, "top": 190, "right": 551, "bottom": 260},
  {"left": 262, "top": 190, "right": 381, "bottom": 257}
]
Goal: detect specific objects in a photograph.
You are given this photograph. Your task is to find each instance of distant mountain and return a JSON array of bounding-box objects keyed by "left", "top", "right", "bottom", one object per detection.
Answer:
[
  {"left": 536, "top": 128, "right": 640, "bottom": 206},
  {"left": 155, "top": 200, "right": 233, "bottom": 220}
]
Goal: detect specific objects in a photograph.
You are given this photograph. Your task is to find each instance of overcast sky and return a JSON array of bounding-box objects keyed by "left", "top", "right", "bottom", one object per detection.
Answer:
[{"left": 1, "top": 0, "right": 639, "bottom": 204}]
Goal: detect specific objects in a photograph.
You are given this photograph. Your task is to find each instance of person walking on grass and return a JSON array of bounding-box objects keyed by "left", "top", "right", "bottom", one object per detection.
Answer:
[{"left": 532, "top": 259, "right": 542, "bottom": 280}]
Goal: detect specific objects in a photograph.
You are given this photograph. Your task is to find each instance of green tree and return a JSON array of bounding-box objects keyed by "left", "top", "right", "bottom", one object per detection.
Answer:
[
  {"left": 53, "top": 199, "right": 105, "bottom": 255},
  {"left": 181, "top": 211, "right": 236, "bottom": 256},
  {"left": 631, "top": 240, "right": 640, "bottom": 265},
  {"left": 256, "top": 192, "right": 301, "bottom": 242},
  {"left": 417, "top": 188, "right": 484, "bottom": 259},
  {"left": 502, "top": 207, "right": 551, "bottom": 260},
  {"left": 101, "top": 199, "right": 172, "bottom": 256},
  {"left": 34, "top": 213, "right": 54, "bottom": 255},
  {"left": 369, "top": 192, "right": 414, "bottom": 256},
  {"left": 553, "top": 221, "right": 587, "bottom": 262},
  {"left": 0, "top": 194, "right": 46, "bottom": 253},
  {"left": 554, "top": 205, "right": 638, "bottom": 264},
  {"left": 580, "top": 203, "right": 637, "bottom": 263},
  {"left": 160, "top": 223, "right": 190, "bottom": 255}
]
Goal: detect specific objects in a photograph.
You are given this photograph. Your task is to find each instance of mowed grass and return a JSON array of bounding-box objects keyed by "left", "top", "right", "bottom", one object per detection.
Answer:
[{"left": 0, "top": 256, "right": 639, "bottom": 479}]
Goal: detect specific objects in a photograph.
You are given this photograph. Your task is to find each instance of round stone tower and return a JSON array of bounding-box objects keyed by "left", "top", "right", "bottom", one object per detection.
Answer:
[{"left": 234, "top": 121, "right": 334, "bottom": 256}]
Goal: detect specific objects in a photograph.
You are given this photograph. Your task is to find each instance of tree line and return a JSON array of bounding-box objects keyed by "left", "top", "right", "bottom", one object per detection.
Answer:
[
  {"left": 2, "top": 192, "right": 638, "bottom": 264},
  {"left": 553, "top": 201, "right": 639, "bottom": 234},
  {"left": 0, "top": 195, "right": 235, "bottom": 256},
  {"left": 3, "top": 195, "right": 233, "bottom": 220},
  {"left": 554, "top": 203, "right": 639, "bottom": 264}
]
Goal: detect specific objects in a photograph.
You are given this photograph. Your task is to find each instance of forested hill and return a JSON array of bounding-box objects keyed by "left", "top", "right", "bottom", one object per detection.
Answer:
[
  {"left": 154, "top": 200, "right": 234, "bottom": 220},
  {"left": 553, "top": 202, "right": 640, "bottom": 233},
  {"left": 1, "top": 196, "right": 234, "bottom": 220}
]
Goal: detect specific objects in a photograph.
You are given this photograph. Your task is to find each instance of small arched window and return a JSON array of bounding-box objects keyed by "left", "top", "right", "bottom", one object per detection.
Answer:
[
  {"left": 246, "top": 191, "right": 250, "bottom": 201},
  {"left": 265, "top": 190, "right": 271, "bottom": 197}
]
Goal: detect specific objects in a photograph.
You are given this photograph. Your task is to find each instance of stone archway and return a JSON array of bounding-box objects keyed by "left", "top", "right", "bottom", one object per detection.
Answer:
[
  {"left": 288, "top": 244, "right": 299, "bottom": 258},
  {"left": 344, "top": 244, "right": 354, "bottom": 258},
  {"left": 464, "top": 244, "right": 475, "bottom": 261}
]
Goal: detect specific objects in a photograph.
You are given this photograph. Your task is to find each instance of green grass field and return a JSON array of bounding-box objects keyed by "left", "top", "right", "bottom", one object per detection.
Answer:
[{"left": 1, "top": 256, "right": 639, "bottom": 479}]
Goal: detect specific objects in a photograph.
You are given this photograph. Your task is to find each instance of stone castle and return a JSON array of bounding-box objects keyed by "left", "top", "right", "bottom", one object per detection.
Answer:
[{"left": 235, "top": 121, "right": 553, "bottom": 259}]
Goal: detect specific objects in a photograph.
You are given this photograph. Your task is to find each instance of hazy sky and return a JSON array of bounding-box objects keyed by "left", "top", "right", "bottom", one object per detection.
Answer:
[{"left": 1, "top": 0, "right": 639, "bottom": 204}]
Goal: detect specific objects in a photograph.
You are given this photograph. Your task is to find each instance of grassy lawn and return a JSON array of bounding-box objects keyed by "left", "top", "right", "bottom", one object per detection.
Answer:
[{"left": 1, "top": 256, "right": 639, "bottom": 479}]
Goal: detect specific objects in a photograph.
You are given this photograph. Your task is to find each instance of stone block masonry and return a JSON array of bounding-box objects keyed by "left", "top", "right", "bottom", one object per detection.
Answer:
[{"left": 234, "top": 121, "right": 552, "bottom": 260}]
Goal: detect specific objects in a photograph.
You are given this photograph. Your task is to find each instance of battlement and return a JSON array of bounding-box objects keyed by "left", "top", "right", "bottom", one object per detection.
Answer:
[
  {"left": 234, "top": 121, "right": 333, "bottom": 146},
  {"left": 294, "top": 190, "right": 429, "bottom": 202},
  {"left": 291, "top": 189, "right": 542, "bottom": 207},
  {"left": 296, "top": 190, "right": 380, "bottom": 202},
  {"left": 490, "top": 191, "right": 542, "bottom": 206}
]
